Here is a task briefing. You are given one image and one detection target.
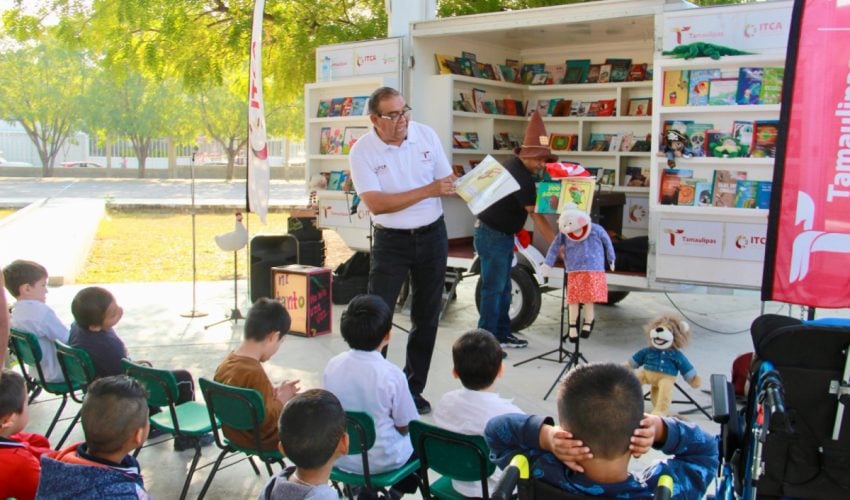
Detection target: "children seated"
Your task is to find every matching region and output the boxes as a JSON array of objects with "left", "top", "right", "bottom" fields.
[
  {"left": 485, "top": 363, "right": 719, "bottom": 497},
  {"left": 433, "top": 329, "right": 522, "bottom": 496},
  {"left": 37, "top": 375, "right": 150, "bottom": 498},
  {"left": 214, "top": 297, "right": 300, "bottom": 451},
  {"left": 4, "top": 260, "right": 69, "bottom": 383},
  {"left": 69, "top": 286, "right": 207, "bottom": 450},
  {"left": 0, "top": 370, "right": 52, "bottom": 500},
  {"left": 323, "top": 294, "right": 420, "bottom": 495},
  {"left": 260, "top": 389, "right": 348, "bottom": 500}
]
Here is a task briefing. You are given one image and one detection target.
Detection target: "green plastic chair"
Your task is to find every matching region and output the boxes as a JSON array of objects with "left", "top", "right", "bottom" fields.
[
  {"left": 53, "top": 341, "right": 96, "bottom": 448},
  {"left": 197, "top": 377, "right": 285, "bottom": 500},
  {"left": 409, "top": 419, "right": 495, "bottom": 499},
  {"left": 122, "top": 359, "right": 215, "bottom": 500},
  {"left": 330, "top": 411, "right": 422, "bottom": 499},
  {"left": 8, "top": 329, "right": 83, "bottom": 440}
]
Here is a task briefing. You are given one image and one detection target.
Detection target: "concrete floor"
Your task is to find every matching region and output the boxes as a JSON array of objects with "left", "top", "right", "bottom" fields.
[{"left": 15, "top": 277, "right": 810, "bottom": 499}]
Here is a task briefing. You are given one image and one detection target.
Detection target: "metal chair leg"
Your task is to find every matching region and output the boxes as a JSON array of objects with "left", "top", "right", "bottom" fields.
[
  {"left": 45, "top": 394, "right": 69, "bottom": 438},
  {"left": 54, "top": 410, "right": 81, "bottom": 449},
  {"left": 180, "top": 443, "right": 203, "bottom": 500},
  {"left": 198, "top": 448, "right": 229, "bottom": 500},
  {"left": 265, "top": 460, "right": 274, "bottom": 476},
  {"left": 248, "top": 455, "right": 261, "bottom": 475}
]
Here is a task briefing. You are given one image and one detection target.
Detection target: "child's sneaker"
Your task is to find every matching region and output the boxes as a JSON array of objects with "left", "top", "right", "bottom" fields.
[{"left": 499, "top": 334, "right": 528, "bottom": 348}]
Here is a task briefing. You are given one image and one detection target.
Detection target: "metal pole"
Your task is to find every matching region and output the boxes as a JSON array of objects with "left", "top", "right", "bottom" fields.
[{"left": 182, "top": 147, "right": 207, "bottom": 318}]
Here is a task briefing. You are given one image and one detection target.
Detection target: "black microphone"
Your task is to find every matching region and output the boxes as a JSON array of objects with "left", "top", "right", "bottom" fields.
[{"left": 654, "top": 475, "right": 673, "bottom": 500}]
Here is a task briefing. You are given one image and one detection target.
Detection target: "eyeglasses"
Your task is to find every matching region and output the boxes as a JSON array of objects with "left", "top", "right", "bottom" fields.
[{"left": 376, "top": 105, "right": 412, "bottom": 122}]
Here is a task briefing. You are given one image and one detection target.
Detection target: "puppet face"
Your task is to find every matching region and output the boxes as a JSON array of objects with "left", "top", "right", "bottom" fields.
[
  {"left": 650, "top": 326, "right": 675, "bottom": 350},
  {"left": 558, "top": 205, "right": 590, "bottom": 242}
]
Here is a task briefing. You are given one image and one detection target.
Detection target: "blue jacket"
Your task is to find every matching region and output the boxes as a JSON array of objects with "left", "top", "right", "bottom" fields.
[
  {"left": 485, "top": 414, "right": 718, "bottom": 499},
  {"left": 544, "top": 223, "right": 615, "bottom": 272},
  {"left": 36, "top": 443, "right": 149, "bottom": 499},
  {"left": 629, "top": 348, "right": 698, "bottom": 382}
]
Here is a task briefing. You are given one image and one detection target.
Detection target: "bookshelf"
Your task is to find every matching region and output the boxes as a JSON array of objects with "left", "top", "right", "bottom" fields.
[{"left": 649, "top": 53, "right": 786, "bottom": 288}]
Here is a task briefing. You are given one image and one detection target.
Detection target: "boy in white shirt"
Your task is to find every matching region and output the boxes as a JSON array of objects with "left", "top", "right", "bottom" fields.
[
  {"left": 3, "top": 260, "right": 69, "bottom": 383},
  {"left": 433, "top": 329, "right": 522, "bottom": 497},
  {"left": 323, "top": 294, "right": 420, "bottom": 497}
]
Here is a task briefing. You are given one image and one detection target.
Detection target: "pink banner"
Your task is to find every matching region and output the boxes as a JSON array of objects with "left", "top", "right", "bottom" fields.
[
  {"left": 763, "top": 0, "right": 850, "bottom": 308},
  {"left": 247, "top": 0, "right": 269, "bottom": 223}
]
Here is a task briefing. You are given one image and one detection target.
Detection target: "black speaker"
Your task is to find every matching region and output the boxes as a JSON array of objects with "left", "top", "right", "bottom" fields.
[
  {"left": 298, "top": 240, "right": 326, "bottom": 267},
  {"left": 287, "top": 216, "right": 323, "bottom": 242},
  {"left": 250, "top": 235, "right": 298, "bottom": 301}
]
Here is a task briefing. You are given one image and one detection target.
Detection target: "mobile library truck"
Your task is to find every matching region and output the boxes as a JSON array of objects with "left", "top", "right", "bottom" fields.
[{"left": 304, "top": 0, "right": 793, "bottom": 329}]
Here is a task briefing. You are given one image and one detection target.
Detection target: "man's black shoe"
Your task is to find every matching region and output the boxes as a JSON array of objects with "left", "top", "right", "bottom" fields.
[{"left": 412, "top": 394, "right": 431, "bottom": 415}]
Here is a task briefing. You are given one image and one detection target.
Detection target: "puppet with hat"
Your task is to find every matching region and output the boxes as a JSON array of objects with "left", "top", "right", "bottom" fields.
[
  {"left": 541, "top": 202, "right": 615, "bottom": 341},
  {"left": 473, "top": 111, "right": 556, "bottom": 348}
]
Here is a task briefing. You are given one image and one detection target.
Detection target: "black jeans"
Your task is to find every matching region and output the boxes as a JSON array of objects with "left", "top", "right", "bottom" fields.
[{"left": 369, "top": 218, "right": 448, "bottom": 396}]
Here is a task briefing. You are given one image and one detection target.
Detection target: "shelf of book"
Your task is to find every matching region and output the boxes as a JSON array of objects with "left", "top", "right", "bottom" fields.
[{"left": 654, "top": 205, "right": 768, "bottom": 218}]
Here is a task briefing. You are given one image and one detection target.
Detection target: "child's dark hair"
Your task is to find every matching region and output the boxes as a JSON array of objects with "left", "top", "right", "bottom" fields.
[
  {"left": 71, "top": 286, "right": 114, "bottom": 329},
  {"left": 340, "top": 294, "right": 391, "bottom": 351},
  {"left": 244, "top": 298, "right": 291, "bottom": 342},
  {"left": 557, "top": 363, "right": 643, "bottom": 459},
  {"left": 3, "top": 259, "right": 47, "bottom": 297},
  {"left": 81, "top": 375, "right": 149, "bottom": 454},
  {"left": 0, "top": 370, "right": 26, "bottom": 418},
  {"left": 278, "top": 389, "right": 346, "bottom": 469},
  {"left": 453, "top": 329, "right": 503, "bottom": 390}
]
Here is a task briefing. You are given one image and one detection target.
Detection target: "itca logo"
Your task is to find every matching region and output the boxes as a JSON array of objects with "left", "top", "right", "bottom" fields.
[
  {"left": 744, "top": 22, "right": 783, "bottom": 38},
  {"left": 735, "top": 235, "right": 749, "bottom": 249}
]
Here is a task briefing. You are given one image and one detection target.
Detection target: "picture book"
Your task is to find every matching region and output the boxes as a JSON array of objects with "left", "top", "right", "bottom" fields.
[
  {"left": 339, "top": 97, "right": 354, "bottom": 117},
  {"left": 472, "top": 88, "right": 487, "bottom": 113},
  {"left": 734, "top": 180, "right": 759, "bottom": 208},
  {"left": 662, "top": 70, "right": 689, "bottom": 106},
  {"left": 349, "top": 96, "right": 369, "bottom": 116},
  {"left": 752, "top": 120, "right": 780, "bottom": 158},
  {"left": 319, "top": 127, "right": 332, "bottom": 155},
  {"left": 338, "top": 171, "right": 352, "bottom": 192},
  {"left": 459, "top": 92, "right": 476, "bottom": 112},
  {"left": 341, "top": 127, "right": 368, "bottom": 155},
  {"left": 499, "top": 64, "right": 517, "bottom": 83},
  {"left": 757, "top": 181, "right": 772, "bottom": 209},
  {"left": 624, "top": 166, "right": 648, "bottom": 187},
  {"left": 564, "top": 67, "right": 584, "bottom": 84},
  {"left": 328, "top": 97, "right": 346, "bottom": 117},
  {"left": 483, "top": 101, "right": 498, "bottom": 114},
  {"left": 316, "top": 99, "right": 331, "bottom": 118},
  {"left": 630, "top": 140, "right": 651, "bottom": 153},
  {"left": 586, "top": 64, "right": 601, "bottom": 83},
  {"left": 327, "top": 128, "right": 344, "bottom": 154},
  {"left": 471, "top": 62, "right": 486, "bottom": 79},
  {"left": 462, "top": 51, "right": 477, "bottom": 63},
  {"left": 712, "top": 170, "right": 747, "bottom": 207},
  {"left": 732, "top": 121, "right": 754, "bottom": 152},
  {"left": 455, "top": 57, "right": 475, "bottom": 77},
  {"left": 454, "top": 155, "right": 521, "bottom": 215},
  {"left": 586, "top": 133, "right": 613, "bottom": 152},
  {"left": 695, "top": 179, "right": 713, "bottom": 206},
  {"left": 596, "top": 99, "right": 616, "bottom": 117},
  {"left": 736, "top": 67, "right": 764, "bottom": 105},
  {"left": 535, "top": 100, "right": 550, "bottom": 116},
  {"left": 662, "top": 120, "right": 693, "bottom": 137},
  {"left": 705, "top": 130, "right": 743, "bottom": 158},
  {"left": 586, "top": 101, "right": 601, "bottom": 116},
  {"left": 327, "top": 171, "right": 343, "bottom": 190},
  {"left": 546, "top": 64, "right": 567, "bottom": 84},
  {"left": 550, "top": 133, "right": 573, "bottom": 151},
  {"left": 608, "top": 134, "right": 623, "bottom": 152},
  {"left": 677, "top": 180, "right": 697, "bottom": 206},
  {"left": 619, "top": 132, "right": 636, "bottom": 152},
  {"left": 688, "top": 68, "right": 721, "bottom": 106},
  {"left": 521, "top": 62, "right": 546, "bottom": 84},
  {"left": 453, "top": 131, "right": 473, "bottom": 149},
  {"left": 659, "top": 168, "right": 693, "bottom": 205},
  {"left": 685, "top": 123, "right": 714, "bottom": 157},
  {"left": 483, "top": 64, "right": 498, "bottom": 80},
  {"left": 551, "top": 99, "right": 572, "bottom": 117},
  {"left": 531, "top": 72, "right": 550, "bottom": 85},
  {"left": 599, "top": 168, "right": 617, "bottom": 186},
  {"left": 606, "top": 58, "right": 632, "bottom": 83},
  {"left": 628, "top": 98, "right": 651, "bottom": 116},
  {"left": 761, "top": 67, "right": 784, "bottom": 104},
  {"left": 435, "top": 54, "right": 455, "bottom": 74},
  {"left": 465, "top": 132, "right": 480, "bottom": 149},
  {"left": 505, "top": 59, "right": 522, "bottom": 82},
  {"left": 598, "top": 64, "right": 613, "bottom": 84},
  {"left": 566, "top": 59, "right": 591, "bottom": 83},
  {"left": 708, "top": 78, "right": 738, "bottom": 105},
  {"left": 535, "top": 181, "right": 562, "bottom": 214},
  {"left": 577, "top": 101, "right": 593, "bottom": 117},
  {"left": 558, "top": 177, "right": 596, "bottom": 214},
  {"left": 627, "top": 63, "right": 648, "bottom": 82}
]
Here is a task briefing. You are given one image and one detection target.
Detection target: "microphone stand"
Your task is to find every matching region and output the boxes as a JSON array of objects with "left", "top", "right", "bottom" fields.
[{"left": 182, "top": 147, "right": 207, "bottom": 318}]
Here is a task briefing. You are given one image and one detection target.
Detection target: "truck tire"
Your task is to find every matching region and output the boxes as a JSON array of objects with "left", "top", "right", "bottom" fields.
[
  {"left": 604, "top": 291, "right": 630, "bottom": 305},
  {"left": 475, "top": 266, "right": 541, "bottom": 331}
]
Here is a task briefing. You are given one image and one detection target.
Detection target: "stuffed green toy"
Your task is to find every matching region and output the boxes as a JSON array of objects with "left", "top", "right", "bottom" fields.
[
  {"left": 711, "top": 136, "right": 745, "bottom": 158},
  {"left": 663, "top": 42, "right": 754, "bottom": 60}
]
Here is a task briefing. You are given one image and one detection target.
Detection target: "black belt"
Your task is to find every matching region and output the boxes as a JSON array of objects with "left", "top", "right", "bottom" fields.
[{"left": 374, "top": 216, "right": 443, "bottom": 235}]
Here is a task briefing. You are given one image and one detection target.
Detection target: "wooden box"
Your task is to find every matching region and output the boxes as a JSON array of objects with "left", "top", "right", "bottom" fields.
[{"left": 271, "top": 265, "right": 332, "bottom": 337}]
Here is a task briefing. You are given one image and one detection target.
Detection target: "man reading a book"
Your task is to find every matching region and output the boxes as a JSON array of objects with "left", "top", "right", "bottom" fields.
[
  {"left": 348, "top": 86, "right": 456, "bottom": 415},
  {"left": 474, "top": 110, "right": 556, "bottom": 350}
]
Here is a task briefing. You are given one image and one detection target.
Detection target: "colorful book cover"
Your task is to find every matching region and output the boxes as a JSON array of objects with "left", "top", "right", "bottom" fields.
[
  {"left": 662, "top": 70, "right": 689, "bottom": 106},
  {"left": 685, "top": 123, "right": 714, "bottom": 157},
  {"left": 695, "top": 180, "right": 713, "bottom": 206},
  {"left": 596, "top": 99, "right": 616, "bottom": 116},
  {"left": 707, "top": 78, "right": 738, "bottom": 105},
  {"left": 597, "top": 64, "right": 613, "bottom": 83},
  {"left": 688, "top": 69, "right": 721, "bottom": 106},
  {"left": 340, "top": 97, "right": 354, "bottom": 117},
  {"left": 586, "top": 133, "right": 613, "bottom": 152},
  {"left": 319, "top": 127, "right": 331, "bottom": 155},
  {"left": 327, "top": 171, "right": 343, "bottom": 190},
  {"left": 499, "top": 64, "right": 516, "bottom": 82},
  {"left": 732, "top": 121, "right": 754, "bottom": 153},
  {"left": 606, "top": 59, "right": 632, "bottom": 83},
  {"left": 564, "top": 67, "right": 583, "bottom": 84},
  {"left": 662, "top": 119, "right": 693, "bottom": 137},
  {"left": 659, "top": 168, "right": 693, "bottom": 205},
  {"left": 558, "top": 177, "right": 596, "bottom": 214},
  {"left": 566, "top": 59, "right": 591, "bottom": 83},
  {"left": 535, "top": 181, "right": 562, "bottom": 214},
  {"left": 550, "top": 133, "right": 572, "bottom": 151},
  {"left": 465, "top": 132, "right": 480, "bottom": 149},
  {"left": 551, "top": 99, "right": 572, "bottom": 117},
  {"left": 349, "top": 96, "right": 369, "bottom": 116},
  {"left": 472, "top": 88, "right": 487, "bottom": 113},
  {"left": 736, "top": 67, "right": 764, "bottom": 105},
  {"left": 627, "top": 98, "right": 651, "bottom": 116},
  {"left": 546, "top": 64, "right": 567, "bottom": 84},
  {"left": 619, "top": 132, "right": 635, "bottom": 153},
  {"left": 712, "top": 170, "right": 747, "bottom": 207},
  {"left": 627, "top": 63, "right": 648, "bottom": 81},
  {"left": 455, "top": 155, "right": 521, "bottom": 215},
  {"left": 586, "top": 64, "right": 601, "bottom": 83},
  {"left": 338, "top": 171, "right": 352, "bottom": 191},
  {"left": 316, "top": 99, "right": 331, "bottom": 118},
  {"left": 761, "top": 67, "right": 784, "bottom": 104},
  {"left": 705, "top": 130, "right": 737, "bottom": 158},
  {"left": 757, "top": 181, "right": 772, "bottom": 209},
  {"left": 521, "top": 62, "right": 546, "bottom": 84},
  {"left": 341, "top": 127, "right": 368, "bottom": 155},
  {"left": 434, "top": 54, "right": 454, "bottom": 74},
  {"left": 599, "top": 168, "right": 616, "bottom": 186},
  {"left": 624, "top": 166, "right": 648, "bottom": 187},
  {"left": 734, "top": 180, "right": 759, "bottom": 208},
  {"left": 586, "top": 101, "right": 601, "bottom": 116},
  {"left": 328, "top": 97, "right": 345, "bottom": 117},
  {"left": 752, "top": 120, "right": 780, "bottom": 158},
  {"left": 678, "top": 179, "right": 697, "bottom": 206}
]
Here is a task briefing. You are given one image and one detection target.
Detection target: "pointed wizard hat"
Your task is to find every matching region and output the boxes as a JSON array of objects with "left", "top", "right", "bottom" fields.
[{"left": 517, "top": 110, "right": 551, "bottom": 159}]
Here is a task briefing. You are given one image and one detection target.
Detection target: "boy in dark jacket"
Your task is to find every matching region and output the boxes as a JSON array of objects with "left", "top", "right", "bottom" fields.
[{"left": 37, "top": 375, "right": 151, "bottom": 499}]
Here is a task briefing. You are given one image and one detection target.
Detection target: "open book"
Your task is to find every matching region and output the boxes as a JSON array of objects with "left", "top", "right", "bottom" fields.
[{"left": 453, "top": 155, "right": 520, "bottom": 215}]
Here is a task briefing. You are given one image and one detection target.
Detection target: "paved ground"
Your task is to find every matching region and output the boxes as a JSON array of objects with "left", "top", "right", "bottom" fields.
[{"left": 0, "top": 177, "right": 827, "bottom": 499}]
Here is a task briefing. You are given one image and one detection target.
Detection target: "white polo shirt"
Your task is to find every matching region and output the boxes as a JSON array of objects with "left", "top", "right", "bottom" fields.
[
  {"left": 10, "top": 300, "right": 70, "bottom": 383},
  {"left": 349, "top": 121, "right": 452, "bottom": 229},
  {"left": 323, "top": 349, "right": 419, "bottom": 474}
]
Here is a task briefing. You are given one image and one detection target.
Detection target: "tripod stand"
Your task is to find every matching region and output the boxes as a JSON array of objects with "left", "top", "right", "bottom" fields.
[
  {"left": 514, "top": 275, "right": 590, "bottom": 400},
  {"left": 205, "top": 250, "right": 245, "bottom": 329}
]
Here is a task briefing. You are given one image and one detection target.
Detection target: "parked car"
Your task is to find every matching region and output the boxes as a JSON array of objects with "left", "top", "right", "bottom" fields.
[
  {"left": 0, "top": 152, "right": 33, "bottom": 167},
  {"left": 61, "top": 161, "right": 104, "bottom": 168}
]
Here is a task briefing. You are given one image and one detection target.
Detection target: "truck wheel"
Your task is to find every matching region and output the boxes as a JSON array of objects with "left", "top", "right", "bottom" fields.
[
  {"left": 604, "top": 291, "right": 630, "bottom": 305},
  {"left": 475, "top": 266, "right": 541, "bottom": 331}
]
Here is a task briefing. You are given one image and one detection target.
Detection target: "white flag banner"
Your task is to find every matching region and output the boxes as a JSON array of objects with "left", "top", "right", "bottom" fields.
[{"left": 247, "top": 0, "right": 269, "bottom": 223}]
